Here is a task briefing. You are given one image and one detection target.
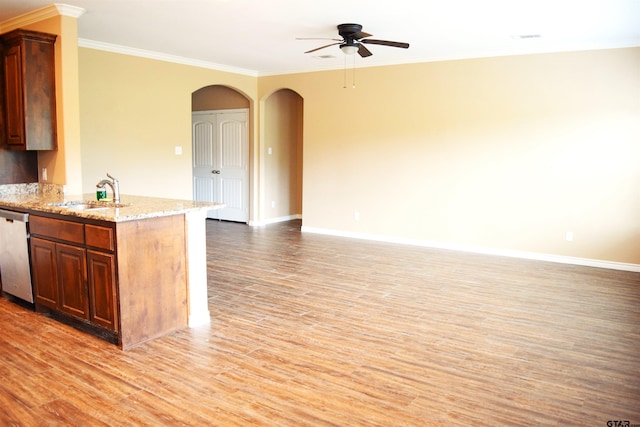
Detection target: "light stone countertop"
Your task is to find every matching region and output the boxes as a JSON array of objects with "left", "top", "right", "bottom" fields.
[{"left": 0, "top": 184, "right": 223, "bottom": 222}]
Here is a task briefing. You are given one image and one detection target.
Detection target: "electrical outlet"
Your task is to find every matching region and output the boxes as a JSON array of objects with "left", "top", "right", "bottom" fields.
[
  {"left": 271, "top": 201, "right": 276, "bottom": 208},
  {"left": 174, "top": 146, "right": 183, "bottom": 155},
  {"left": 354, "top": 211, "right": 360, "bottom": 221},
  {"left": 565, "top": 231, "right": 574, "bottom": 242},
  {"left": 42, "top": 168, "right": 47, "bottom": 181}
]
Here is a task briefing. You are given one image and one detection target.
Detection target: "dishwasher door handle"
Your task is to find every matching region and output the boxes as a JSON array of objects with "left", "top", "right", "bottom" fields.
[{"left": 0, "top": 209, "right": 29, "bottom": 222}]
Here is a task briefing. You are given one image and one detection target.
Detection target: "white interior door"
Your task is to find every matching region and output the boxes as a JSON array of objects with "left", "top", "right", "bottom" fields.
[{"left": 192, "top": 109, "right": 248, "bottom": 222}]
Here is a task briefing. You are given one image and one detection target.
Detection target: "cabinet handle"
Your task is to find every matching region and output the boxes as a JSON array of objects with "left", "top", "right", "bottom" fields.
[{"left": 211, "top": 170, "right": 221, "bottom": 174}]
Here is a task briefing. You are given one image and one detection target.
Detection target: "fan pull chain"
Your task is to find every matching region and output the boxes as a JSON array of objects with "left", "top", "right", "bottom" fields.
[
  {"left": 343, "top": 54, "right": 347, "bottom": 89},
  {"left": 352, "top": 55, "right": 356, "bottom": 89},
  {"left": 343, "top": 55, "right": 356, "bottom": 89}
]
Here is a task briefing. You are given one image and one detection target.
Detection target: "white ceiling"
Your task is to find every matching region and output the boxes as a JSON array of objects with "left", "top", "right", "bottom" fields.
[{"left": 1, "top": 0, "right": 639, "bottom": 76}]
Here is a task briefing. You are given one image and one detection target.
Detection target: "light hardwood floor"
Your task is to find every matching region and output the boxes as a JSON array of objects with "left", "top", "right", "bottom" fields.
[{"left": 1, "top": 219, "right": 639, "bottom": 426}]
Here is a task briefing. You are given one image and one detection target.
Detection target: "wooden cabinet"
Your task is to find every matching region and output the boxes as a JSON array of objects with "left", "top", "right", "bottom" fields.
[
  {"left": 28, "top": 212, "right": 188, "bottom": 350},
  {"left": 1, "top": 29, "right": 57, "bottom": 150},
  {"left": 29, "top": 216, "right": 118, "bottom": 334}
]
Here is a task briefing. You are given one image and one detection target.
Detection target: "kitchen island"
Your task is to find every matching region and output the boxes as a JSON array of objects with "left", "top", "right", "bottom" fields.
[{"left": 0, "top": 184, "right": 223, "bottom": 349}]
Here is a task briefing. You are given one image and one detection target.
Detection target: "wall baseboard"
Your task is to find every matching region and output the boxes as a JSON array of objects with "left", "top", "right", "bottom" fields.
[
  {"left": 300, "top": 226, "right": 640, "bottom": 273},
  {"left": 249, "top": 214, "right": 302, "bottom": 227}
]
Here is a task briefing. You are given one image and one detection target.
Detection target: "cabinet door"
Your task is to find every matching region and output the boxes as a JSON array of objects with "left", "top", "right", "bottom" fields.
[
  {"left": 87, "top": 250, "right": 118, "bottom": 331},
  {"left": 0, "top": 43, "right": 5, "bottom": 146},
  {"left": 1, "top": 30, "right": 57, "bottom": 150},
  {"left": 56, "top": 243, "right": 88, "bottom": 319},
  {"left": 3, "top": 43, "right": 24, "bottom": 147},
  {"left": 30, "top": 237, "right": 58, "bottom": 309}
]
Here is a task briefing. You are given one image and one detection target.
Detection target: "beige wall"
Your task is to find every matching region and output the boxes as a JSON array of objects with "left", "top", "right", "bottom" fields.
[
  {"left": 192, "top": 85, "right": 249, "bottom": 111},
  {"left": 259, "top": 48, "right": 640, "bottom": 264},
  {"left": 78, "top": 48, "right": 257, "bottom": 200}
]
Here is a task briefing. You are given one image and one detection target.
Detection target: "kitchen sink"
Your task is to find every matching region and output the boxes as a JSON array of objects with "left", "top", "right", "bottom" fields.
[{"left": 47, "top": 200, "right": 132, "bottom": 210}]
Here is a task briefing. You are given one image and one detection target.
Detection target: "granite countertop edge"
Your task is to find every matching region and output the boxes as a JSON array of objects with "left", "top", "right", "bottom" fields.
[{"left": 0, "top": 184, "right": 223, "bottom": 223}]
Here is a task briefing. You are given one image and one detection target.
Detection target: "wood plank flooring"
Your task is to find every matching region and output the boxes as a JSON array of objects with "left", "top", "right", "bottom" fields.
[{"left": 1, "top": 219, "right": 639, "bottom": 426}]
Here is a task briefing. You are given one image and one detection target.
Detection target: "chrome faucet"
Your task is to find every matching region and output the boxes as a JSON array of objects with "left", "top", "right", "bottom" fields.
[{"left": 96, "top": 173, "right": 120, "bottom": 203}]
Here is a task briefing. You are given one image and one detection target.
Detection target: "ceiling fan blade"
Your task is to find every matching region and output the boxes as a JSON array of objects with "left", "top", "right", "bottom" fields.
[
  {"left": 304, "top": 42, "right": 341, "bottom": 54},
  {"left": 353, "top": 31, "right": 372, "bottom": 40},
  {"left": 358, "top": 43, "right": 372, "bottom": 57},
  {"left": 296, "top": 37, "right": 342, "bottom": 41},
  {"left": 361, "top": 39, "right": 409, "bottom": 49}
]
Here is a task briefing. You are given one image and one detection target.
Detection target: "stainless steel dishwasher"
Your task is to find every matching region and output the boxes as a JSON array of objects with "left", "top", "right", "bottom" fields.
[{"left": 0, "top": 209, "right": 33, "bottom": 303}]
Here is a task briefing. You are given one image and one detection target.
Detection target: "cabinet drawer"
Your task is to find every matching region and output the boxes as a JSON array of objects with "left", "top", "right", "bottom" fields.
[
  {"left": 85, "top": 224, "right": 115, "bottom": 251},
  {"left": 30, "top": 216, "right": 84, "bottom": 244}
]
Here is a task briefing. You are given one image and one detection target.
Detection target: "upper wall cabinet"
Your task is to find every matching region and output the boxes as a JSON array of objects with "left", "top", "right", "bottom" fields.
[{"left": 1, "top": 29, "right": 57, "bottom": 151}]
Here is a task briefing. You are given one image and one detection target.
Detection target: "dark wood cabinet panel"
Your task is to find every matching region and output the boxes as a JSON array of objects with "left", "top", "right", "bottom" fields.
[
  {"left": 87, "top": 250, "right": 118, "bottom": 331},
  {"left": 1, "top": 29, "right": 57, "bottom": 150},
  {"left": 116, "top": 215, "right": 188, "bottom": 348},
  {"left": 3, "top": 44, "right": 22, "bottom": 144},
  {"left": 29, "top": 215, "right": 85, "bottom": 244},
  {"left": 0, "top": 42, "right": 4, "bottom": 146},
  {"left": 85, "top": 224, "right": 115, "bottom": 251},
  {"left": 56, "top": 243, "right": 88, "bottom": 320},
  {"left": 30, "top": 237, "right": 58, "bottom": 309}
]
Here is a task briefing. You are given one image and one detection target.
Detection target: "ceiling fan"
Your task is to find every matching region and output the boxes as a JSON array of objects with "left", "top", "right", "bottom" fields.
[{"left": 299, "top": 23, "right": 409, "bottom": 57}]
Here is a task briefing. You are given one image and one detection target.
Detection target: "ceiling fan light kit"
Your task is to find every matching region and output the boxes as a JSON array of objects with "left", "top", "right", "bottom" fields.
[{"left": 340, "top": 44, "right": 359, "bottom": 55}]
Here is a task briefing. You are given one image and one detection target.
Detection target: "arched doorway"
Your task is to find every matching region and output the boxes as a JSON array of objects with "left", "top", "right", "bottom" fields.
[
  {"left": 262, "top": 89, "right": 304, "bottom": 224},
  {"left": 192, "top": 85, "right": 251, "bottom": 222}
]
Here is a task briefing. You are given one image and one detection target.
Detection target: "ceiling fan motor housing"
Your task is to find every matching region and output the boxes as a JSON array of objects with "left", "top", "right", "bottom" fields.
[
  {"left": 338, "top": 23, "right": 365, "bottom": 43},
  {"left": 338, "top": 23, "right": 362, "bottom": 36}
]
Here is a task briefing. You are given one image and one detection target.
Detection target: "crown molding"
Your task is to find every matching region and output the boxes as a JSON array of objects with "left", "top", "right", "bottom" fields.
[
  {"left": 54, "top": 3, "right": 86, "bottom": 18},
  {"left": 78, "top": 38, "right": 259, "bottom": 77},
  {"left": 0, "top": 3, "right": 85, "bottom": 33}
]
